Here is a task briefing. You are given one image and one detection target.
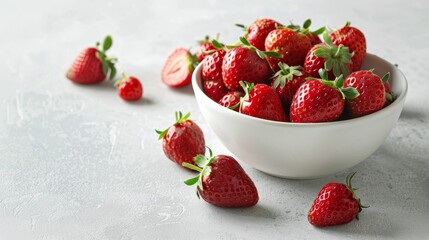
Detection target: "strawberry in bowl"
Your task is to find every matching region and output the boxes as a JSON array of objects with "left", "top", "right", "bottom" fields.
[{"left": 191, "top": 53, "right": 407, "bottom": 178}]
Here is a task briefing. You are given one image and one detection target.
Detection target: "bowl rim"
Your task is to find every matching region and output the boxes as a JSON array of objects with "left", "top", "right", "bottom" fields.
[{"left": 192, "top": 53, "right": 408, "bottom": 128}]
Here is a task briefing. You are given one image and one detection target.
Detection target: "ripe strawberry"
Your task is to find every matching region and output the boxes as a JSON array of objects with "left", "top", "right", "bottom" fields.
[
  {"left": 343, "top": 70, "right": 388, "bottom": 118},
  {"left": 236, "top": 18, "right": 282, "bottom": 51},
  {"left": 265, "top": 27, "right": 312, "bottom": 71},
  {"left": 66, "top": 36, "right": 117, "bottom": 84},
  {"left": 115, "top": 73, "right": 143, "bottom": 101},
  {"left": 286, "top": 19, "right": 325, "bottom": 46},
  {"left": 162, "top": 48, "right": 197, "bottom": 88},
  {"left": 271, "top": 63, "right": 308, "bottom": 110},
  {"left": 202, "top": 44, "right": 229, "bottom": 101},
  {"left": 202, "top": 42, "right": 225, "bottom": 83},
  {"left": 304, "top": 33, "right": 353, "bottom": 79},
  {"left": 239, "top": 81, "right": 288, "bottom": 122},
  {"left": 308, "top": 172, "right": 368, "bottom": 227},
  {"left": 218, "top": 91, "right": 243, "bottom": 111},
  {"left": 183, "top": 148, "right": 259, "bottom": 208},
  {"left": 290, "top": 70, "right": 359, "bottom": 123},
  {"left": 196, "top": 35, "right": 222, "bottom": 62},
  {"left": 222, "top": 37, "right": 281, "bottom": 91},
  {"left": 156, "top": 112, "right": 205, "bottom": 168},
  {"left": 203, "top": 81, "right": 229, "bottom": 102},
  {"left": 330, "top": 22, "right": 366, "bottom": 71}
]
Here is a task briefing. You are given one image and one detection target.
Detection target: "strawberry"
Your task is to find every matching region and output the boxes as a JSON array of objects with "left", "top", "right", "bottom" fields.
[
  {"left": 290, "top": 70, "right": 359, "bottom": 123},
  {"left": 271, "top": 63, "right": 308, "bottom": 110},
  {"left": 115, "top": 73, "right": 143, "bottom": 101},
  {"left": 222, "top": 37, "right": 281, "bottom": 91},
  {"left": 308, "top": 172, "right": 368, "bottom": 227},
  {"left": 66, "top": 36, "right": 117, "bottom": 84},
  {"left": 330, "top": 22, "right": 366, "bottom": 71},
  {"left": 286, "top": 19, "right": 325, "bottom": 46},
  {"left": 202, "top": 41, "right": 225, "bottom": 83},
  {"left": 264, "top": 27, "right": 312, "bottom": 71},
  {"left": 196, "top": 35, "right": 222, "bottom": 62},
  {"left": 236, "top": 18, "right": 282, "bottom": 51},
  {"left": 239, "top": 81, "right": 288, "bottom": 122},
  {"left": 304, "top": 33, "right": 353, "bottom": 79},
  {"left": 203, "top": 81, "right": 229, "bottom": 102},
  {"left": 343, "top": 70, "right": 388, "bottom": 118},
  {"left": 162, "top": 48, "right": 197, "bottom": 88},
  {"left": 156, "top": 112, "right": 205, "bottom": 168},
  {"left": 202, "top": 42, "right": 229, "bottom": 101},
  {"left": 183, "top": 148, "right": 259, "bottom": 208},
  {"left": 218, "top": 91, "right": 243, "bottom": 112}
]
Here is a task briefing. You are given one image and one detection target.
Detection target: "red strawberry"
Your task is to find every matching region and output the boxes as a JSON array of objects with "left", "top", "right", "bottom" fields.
[
  {"left": 304, "top": 33, "right": 353, "bottom": 79},
  {"left": 343, "top": 70, "right": 387, "bottom": 118},
  {"left": 330, "top": 22, "right": 366, "bottom": 71},
  {"left": 162, "top": 48, "right": 197, "bottom": 88},
  {"left": 115, "top": 73, "right": 143, "bottom": 101},
  {"left": 308, "top": 172, "right": 368, "bottom": 227},
  {"left": 156, "top": 112, "right": 205, "bottom": 168},
  {"left": 239, "top": 81, "right": 288, "bottom": 122},
  {"left": 222, "top": 37, "right": 281, "bottom": 91},
  {"left": 183, "top": 148, "right": 259, "bottom": 208},
  {"left": 196, "top": 35, "right": 222, "bottom": 62},
  {"left": 265, "top": 28, "right": 312, "bottom": 71},
  {"left": 236, "top": 18, "right": 282, "bottom": 51},
  {"left": 290, "top": 70, "right": 359, "bottom": 123},
  {"left": 286, "top": 19, "right": 325, "bottom": 46},
  {"left": 271, "top": 63, "right": 308, "bottom": 110},
  {"left": 66, "top": 36, "right": 117, "bottom": 84},
  {"left": 202, "top": 46, "right": 229, "bottom": 101},
  {"left": 202, "top": 46, "right": 225, "bottom": 83},
  {"left": 218, "top": 91, "right": 243, "bottom": 111},
  {"left": 203, "top": 81, "right": 229, "bottom": 102}
]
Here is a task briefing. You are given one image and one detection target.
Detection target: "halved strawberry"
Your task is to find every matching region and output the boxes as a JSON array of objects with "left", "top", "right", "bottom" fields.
[{"left": 162, "top": 48, "right": 197, "bottom": 88}]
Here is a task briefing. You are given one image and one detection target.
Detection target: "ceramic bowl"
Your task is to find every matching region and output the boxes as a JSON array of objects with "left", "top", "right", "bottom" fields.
[{"left": 192, "top": 53, "right": 408, "bottom": 179}]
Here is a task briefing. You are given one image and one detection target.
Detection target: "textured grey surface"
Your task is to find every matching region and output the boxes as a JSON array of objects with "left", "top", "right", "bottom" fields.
[{"left": 1, "top": 0, "right": 429, "bottom": 239}]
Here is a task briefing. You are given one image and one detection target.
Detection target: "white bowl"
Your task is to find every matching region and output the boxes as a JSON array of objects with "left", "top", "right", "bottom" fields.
[{"left": 192, "top": 53, "right": 408, "bottom": 179}]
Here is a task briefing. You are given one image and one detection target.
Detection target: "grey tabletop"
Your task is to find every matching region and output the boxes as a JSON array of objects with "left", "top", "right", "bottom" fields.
[{"left": 1, "top": 0, "right": 428, "bottom": 239}]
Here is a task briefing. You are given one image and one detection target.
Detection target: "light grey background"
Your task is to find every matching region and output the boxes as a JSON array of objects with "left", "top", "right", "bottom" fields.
[{"left": 1, "top": 0, "right": 428, "bottom": 239}]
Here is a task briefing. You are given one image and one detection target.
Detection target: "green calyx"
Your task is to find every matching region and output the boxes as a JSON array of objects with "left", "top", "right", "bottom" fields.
[
  {"left": 344, "top": 172, "right": 369, "bottom": 219},
  {"left": 272, "top": 63, "right": 303, "bottom": 89},
  {"left": 183, "top": 147, "right": 215, "bottom": 198},
  {"left": 238, "top": 81, "right": 255, "bottom": 113},
  {"left": 381, "top": 72, "right": 390, "bottom": 83},
  {"left": 308, "top": 69, "right": 359, "bottom": 100},
  {"left": 314, "top": 32, "right": 354, "bottom": 78},
  {"left": 155, "top": 111, "right": 191, "bottom": 140},
  {"left": 95, "top": 35, "right": 117, "bottom": 80},
  {"left": 285, "top": 18, "right": 326, "bottom": 35},
  {"left": 227, "top": 37, "right": 283, "bottom": 60},
  {"left": 114, "top": 72, "right": 128, "bottom": 87},
  {"left": 235, "top": 23, "right": 249, "bottom": 33}
]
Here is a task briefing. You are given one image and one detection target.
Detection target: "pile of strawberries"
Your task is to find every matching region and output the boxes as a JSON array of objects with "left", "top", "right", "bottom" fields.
[
  {"left": 162, "top": 19, "right": 394, "bottom": 123},
  {"left": 156, "top": 111, "right": 367, "bottom": 227}
]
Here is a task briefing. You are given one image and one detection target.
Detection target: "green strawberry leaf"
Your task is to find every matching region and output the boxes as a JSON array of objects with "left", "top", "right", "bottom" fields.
[
  {"left": 184, "top": 175, "right": 200, "bottom": 185},
  {"left": 303, "top": 19, "right": 312, "bottom": 29},
  {"left": 386, "top": 92, "right": 393, "bottom": 101},
  {"left": 211, "top": 39, "right": 223, "bottom": 50},
  {"left": 341, "top": 87, "right": 360, "bottom": 99},
  {"left": 103, "top": 35, "right": 113, "bottom": 52},
  {"left": 381, "top": 72, "right": 390, "bottom": 83}
]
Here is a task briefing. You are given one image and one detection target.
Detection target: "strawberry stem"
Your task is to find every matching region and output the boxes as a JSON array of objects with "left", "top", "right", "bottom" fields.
[{"left": 182, "top": 162, "right": 203, "bottom": 172}]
